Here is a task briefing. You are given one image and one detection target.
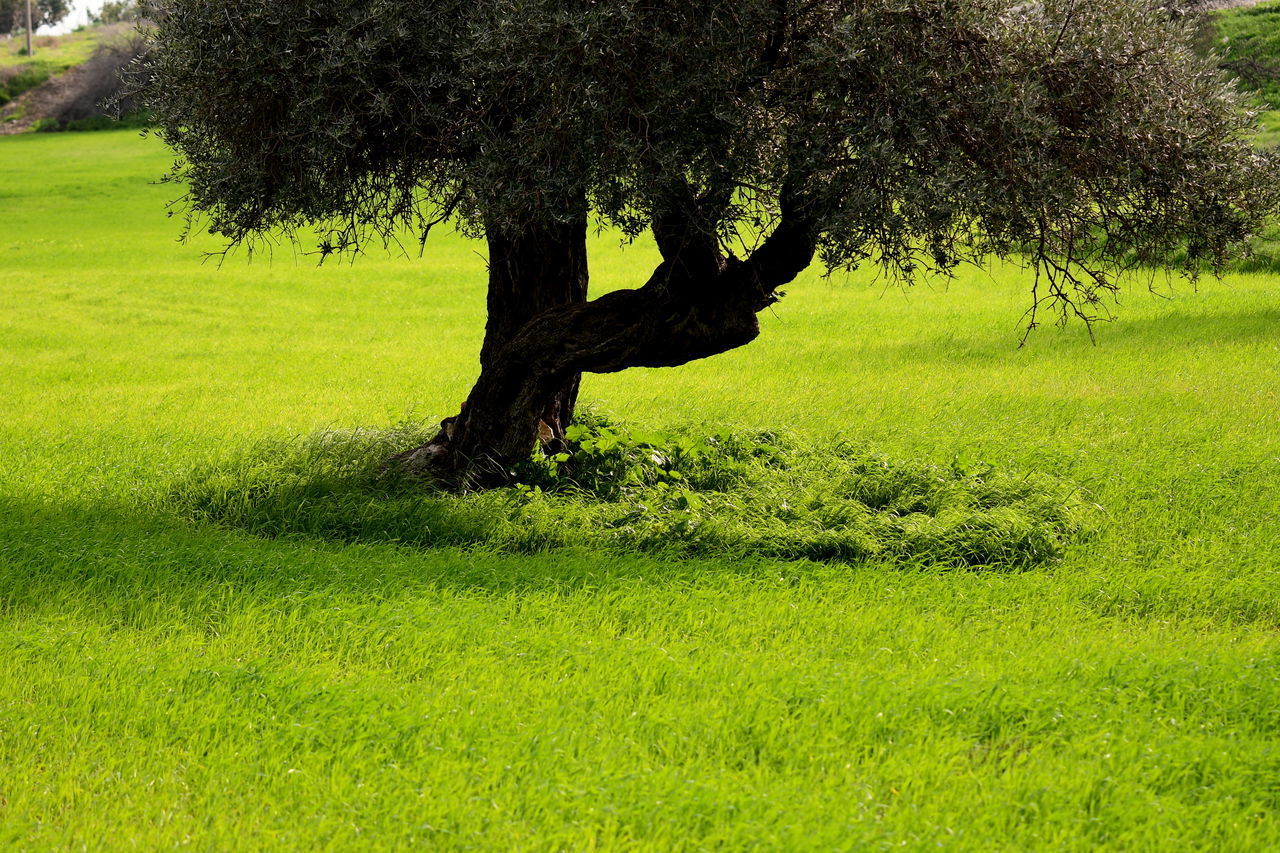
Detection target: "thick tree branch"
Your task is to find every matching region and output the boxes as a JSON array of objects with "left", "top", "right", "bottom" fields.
[{"left": 735, "top": 178, "right": 820, "bottom": 298}]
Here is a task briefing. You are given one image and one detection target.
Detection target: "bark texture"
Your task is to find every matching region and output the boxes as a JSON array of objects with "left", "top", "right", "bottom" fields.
[{"left": 480, "top": 213, "right": 589, "bottom": 448}]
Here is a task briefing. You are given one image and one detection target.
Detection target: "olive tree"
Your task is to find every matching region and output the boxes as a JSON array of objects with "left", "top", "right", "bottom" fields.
[{"left": 143, "top": 0, "right": 1277, "bottom": 486}]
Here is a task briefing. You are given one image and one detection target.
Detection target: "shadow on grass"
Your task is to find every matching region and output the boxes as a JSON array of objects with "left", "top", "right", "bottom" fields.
[
  {"left": 0, "top": 422, "right": 1098, "bottom": 624},
  {"left": 158, "top": 420, "right": 1096, "bottom": 572},
  {"left": 1044, "top": 304, "right": 1280, "bottom": 349},
  {"left": 0, "top": 493, "right": 779, "bottom": 605}
]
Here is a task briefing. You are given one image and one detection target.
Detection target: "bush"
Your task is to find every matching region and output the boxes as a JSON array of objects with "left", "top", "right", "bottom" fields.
[
  {"left": 61, "top": 111, "right": 151, "bottom": 132},
  {"left": 166, "top": 417, "right": 1098, "bottom": 570}
]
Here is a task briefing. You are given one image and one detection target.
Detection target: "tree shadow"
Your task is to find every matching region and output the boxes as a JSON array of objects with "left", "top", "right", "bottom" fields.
[
  {"left": 1086, "top": 304, "right": 1280, "bottom": 348},
  {"left": 0, "top": 422, "right": 1096, "bottom": 627},
  {"left": 165, "top": 424, "right": 1089, "bottom": 566},
  {"left": 0, "top": 494, "right": 801, "bottom": 622}
]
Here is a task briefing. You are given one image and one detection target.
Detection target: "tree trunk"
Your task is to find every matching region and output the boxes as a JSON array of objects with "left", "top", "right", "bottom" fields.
[
  {"left": 435, "top": 265, "right": 777, "bottom": 486},
  {"left": 480, "top": 212, "right": 589, "bottom": 449},
  {"left": 386, "top": 212, "right": 589, "bottom": 484}
]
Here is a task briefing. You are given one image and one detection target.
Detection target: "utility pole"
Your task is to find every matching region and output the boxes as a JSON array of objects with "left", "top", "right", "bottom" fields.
[{"left": 24, "top": 0, "right": 33, "bottom": 56}]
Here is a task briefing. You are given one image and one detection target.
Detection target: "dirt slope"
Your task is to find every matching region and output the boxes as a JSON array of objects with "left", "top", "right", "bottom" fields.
[{"left": 0, "top": 62, "right": 91, "bottom": 134}]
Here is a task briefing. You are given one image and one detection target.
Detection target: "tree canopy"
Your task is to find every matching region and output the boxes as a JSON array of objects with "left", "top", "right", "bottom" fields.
[
  {"left": 91, "top": 1, "right": 144, "bottom": 25},
  {"left": 149, "top": 0, "right": 1274, "bottom": 300}
]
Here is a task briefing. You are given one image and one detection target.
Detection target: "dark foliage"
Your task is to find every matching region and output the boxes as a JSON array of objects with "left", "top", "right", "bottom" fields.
[{"left": 143, "top": 0, "right": 1278, "bottom": 324}]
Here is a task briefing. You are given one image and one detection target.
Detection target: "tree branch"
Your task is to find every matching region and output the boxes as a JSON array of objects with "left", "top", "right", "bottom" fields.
[
  {"left": 650, "top": 177, "right": 727, "bottom": 290},
  {"left": 737, "top": 176, "right": 819, "bottom": 297}
]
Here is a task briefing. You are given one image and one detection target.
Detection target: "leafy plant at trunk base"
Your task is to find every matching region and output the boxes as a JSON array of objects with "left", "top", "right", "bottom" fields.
[{"left": 166, "top": 418, "right": 1097, "bottom": 570}]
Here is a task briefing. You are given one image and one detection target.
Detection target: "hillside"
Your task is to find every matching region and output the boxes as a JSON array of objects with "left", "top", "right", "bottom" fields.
[
  {"left": 0, "top": 22, "right": 137, "bottom": 133},
  {"left": 1214, "top": 0, "right": 1280, "bottom": 145}
]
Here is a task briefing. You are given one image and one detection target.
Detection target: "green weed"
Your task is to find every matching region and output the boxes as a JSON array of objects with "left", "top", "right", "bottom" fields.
[{"left": 0, "top": 67, "right": 50, "bottom": 102}]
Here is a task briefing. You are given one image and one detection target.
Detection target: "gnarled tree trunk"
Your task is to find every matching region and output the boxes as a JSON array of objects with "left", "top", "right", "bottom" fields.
[
  {"left": 386, "top": 212, "right": 588, "bottom": 482},
  {"left": 388, "top": 192, "right": 817, "bottom": 488},
  {"left": 480, "top": 212, "right": 589, "bottom": 449}
]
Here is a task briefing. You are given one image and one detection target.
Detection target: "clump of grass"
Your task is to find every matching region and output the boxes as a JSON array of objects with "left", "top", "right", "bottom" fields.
[
  {"left": 0, "top": 67, "right": 52, "bottom": 104},
  {"left": 165, "top": 415, "right": 1097, "bottom": 569}
]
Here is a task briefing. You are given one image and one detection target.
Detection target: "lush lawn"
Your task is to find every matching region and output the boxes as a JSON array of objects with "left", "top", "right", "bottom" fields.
[{"left": 2, "top": 130, "right": 1280, "bottom": 849}]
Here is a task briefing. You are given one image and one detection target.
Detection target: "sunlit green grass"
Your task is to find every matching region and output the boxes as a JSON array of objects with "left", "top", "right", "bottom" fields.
[
  {"left": 1, "top": 25, "right": 107, "bottom": 69},
  {"left": 1214, "top": 0, "right": 1280, "bottom": 149},
  {"left": 2, "top": 130, "right": 1280, "bottom": 849},
  {"left": 1254, "top": 108, "right": 1280, "bottom": 148}
]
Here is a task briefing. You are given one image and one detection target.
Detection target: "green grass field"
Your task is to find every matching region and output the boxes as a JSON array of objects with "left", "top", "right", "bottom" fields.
[
  {"left": 1216, "top": 1, "right": 1280, "bottom": 107},
  {"left": 3, "top": 130, "right": 1280, "bottom": 850}
]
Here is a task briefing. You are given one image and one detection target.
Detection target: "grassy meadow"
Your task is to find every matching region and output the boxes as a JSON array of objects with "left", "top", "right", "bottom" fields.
[{"left": 2, "top": 130, "right": 1280, "bottom": 849}]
